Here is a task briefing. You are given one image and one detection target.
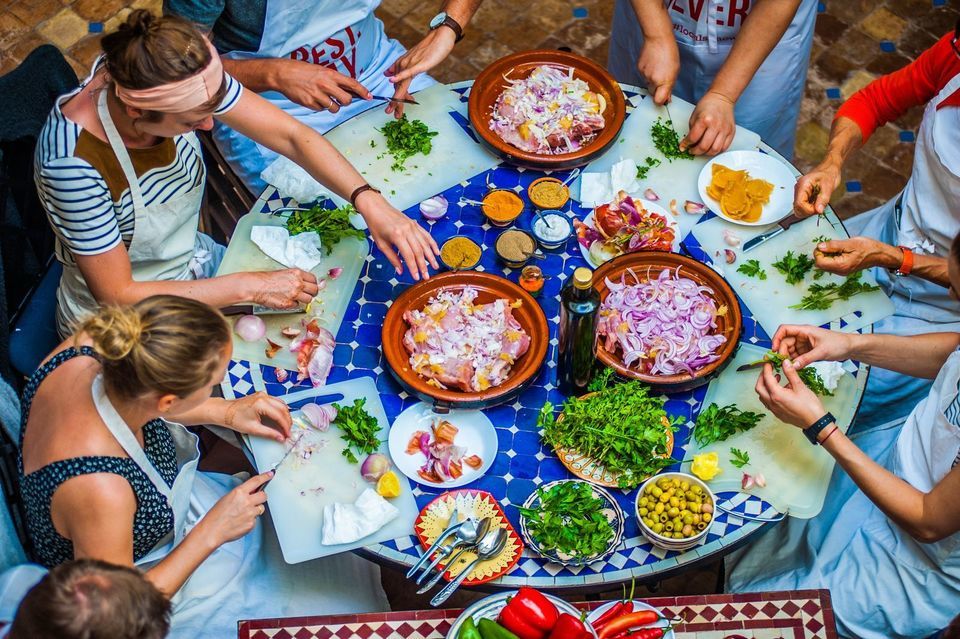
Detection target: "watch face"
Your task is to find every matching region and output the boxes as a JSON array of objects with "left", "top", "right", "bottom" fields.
[{"left": 429, "top": 12, "right": 448, "bottom": 29}]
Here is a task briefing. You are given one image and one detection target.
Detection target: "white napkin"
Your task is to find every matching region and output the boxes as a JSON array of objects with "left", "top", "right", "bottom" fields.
[
  {"left": 260, "top": 156, "right": 331, "bottom": 204},
  {"left": 321, "top": 488, "right": 399, "bottom": 545},
  {"left": 809, "top": 360, "right": 846, "bottom": 393},
  {"left": 250, "top": 226, "right": 324, "bottom": 271},
  {"left": 578, "top": 158, "right": 641, "bottom": 207}
]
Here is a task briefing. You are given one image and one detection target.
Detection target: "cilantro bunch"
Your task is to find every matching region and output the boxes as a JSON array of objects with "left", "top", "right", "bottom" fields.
[
  {"left": 285, "top": 204, "right": 366, "bottom": 254},
  {"left": 333, "top": 398, "right": 381, "bottom": 464},
  {"left": 516, "top": 481, "right": 614, "bottom": 559},
  {"left": 378, "top": 115, "right": 438, "bottom": 172},
  {"left": 693, "top": 403, "right": 765, "bottom": 447}
]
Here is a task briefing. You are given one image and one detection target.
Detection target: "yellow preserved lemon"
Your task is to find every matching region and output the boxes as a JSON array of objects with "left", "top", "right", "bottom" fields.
[
  {"left": 376, "top": 471, "right": 401, "bottom": 498},
  {"left": 691, "top": 452, "right": 722, "bottom": 481}
]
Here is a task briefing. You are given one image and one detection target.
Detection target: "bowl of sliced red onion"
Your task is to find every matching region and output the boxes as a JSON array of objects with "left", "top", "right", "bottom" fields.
[{"left": 592, "top": 252, "right": 741, "bottom": 391}]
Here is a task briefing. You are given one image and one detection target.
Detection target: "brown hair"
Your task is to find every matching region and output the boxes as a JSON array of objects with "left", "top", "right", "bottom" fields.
[
  {"left": 101, "top": 10, "right": 228, "bottom": 119},
  {"left": 76, "top": 295, "right": 230, "bottom": 401},
  {"left": 9, "top": 559, "right": 171, "bottom": 639}
]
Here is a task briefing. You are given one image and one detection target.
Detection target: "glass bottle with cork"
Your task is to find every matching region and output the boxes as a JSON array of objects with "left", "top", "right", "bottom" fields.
[{"left": 558, "top": 267, "right": 600, "bottom": 396}]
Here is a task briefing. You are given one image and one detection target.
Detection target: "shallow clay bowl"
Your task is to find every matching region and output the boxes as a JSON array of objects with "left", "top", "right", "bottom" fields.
[
  {"left": 468, "top": 50, "right": 626, "bottom": 170},
  {"left": 592, "top": 251, "right": 742, "bottom": 392},
  {"left": 382, "top": 271, "right": 549, "bottom": 410}
]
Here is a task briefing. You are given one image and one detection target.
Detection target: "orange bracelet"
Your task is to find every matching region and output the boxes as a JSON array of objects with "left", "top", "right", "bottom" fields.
[{"left": 896, "top": 245, "right": 914, "bottom": 276}]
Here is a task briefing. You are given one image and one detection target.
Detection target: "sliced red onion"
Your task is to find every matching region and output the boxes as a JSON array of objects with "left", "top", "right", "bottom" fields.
[
  {"left": 419, "top": 195, "right": 449, "bottom": 220},
  {"left": 643, "top": 188, "right": 659, "bottom": 201},
  {"left": 684, "top": 200, "right": 706, "bottom": 215},
  {"left": 300, "top": 402, "right": 336, "bottom": 432},
  {"left": 328, "top": 267, "right": 343, "bottom": 280},
  {"left": 235, "top": 315, "right": 266, "bottom": 342}
]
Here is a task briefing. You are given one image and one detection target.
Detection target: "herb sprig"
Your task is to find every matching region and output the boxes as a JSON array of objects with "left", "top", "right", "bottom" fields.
[
  {"left": 730, "top": 448, "right": 751, "bottom": 469},
  {"left": 517, "top": 481, "right": 615, "bottom": 559},
  {"left": 285, "top": 204, "right": 366, "bottom": 254},
  {"left": 772, "top": 250, "right": 816, "bottom": 285},
  {"left": 651, "top": 118, "right": 694, "bottom": 161},
  {"left": 635, "top": 155, "right": 662, "bottom": 180},
  {"left": 694, "top": 403, "right": 765, "bottom": 448},
  {"left": 378, "top": 115, "right": 438, "bottom": 172},
  {"left": 332, "top": 398, "right": 381, "bottom": 464},
  {"left": 760, "top": 351, "right": 833, "bottom": 396},
  {"left": 791, "top": 272, "right": 880, "bottom": 311},
  {"left": 737, "top": 259, "right": 767, "bottom": 280}
]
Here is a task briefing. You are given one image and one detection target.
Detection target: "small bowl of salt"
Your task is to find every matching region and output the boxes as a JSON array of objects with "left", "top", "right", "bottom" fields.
[{"left": 531, "top": 211, "right": 573, "bottom": 250}]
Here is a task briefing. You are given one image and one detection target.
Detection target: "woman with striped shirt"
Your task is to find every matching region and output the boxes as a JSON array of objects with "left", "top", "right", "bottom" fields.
[{"left": 36, "top": 11, "right": 439, "bottom": 336}]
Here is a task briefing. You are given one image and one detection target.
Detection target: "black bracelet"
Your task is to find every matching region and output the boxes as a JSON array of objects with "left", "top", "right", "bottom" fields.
[{"left": 804, "top": 412, "right": 836, "bottom": 446}]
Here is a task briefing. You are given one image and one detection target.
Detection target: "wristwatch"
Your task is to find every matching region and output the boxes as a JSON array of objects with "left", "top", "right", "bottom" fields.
[
  {"left": 429, "top": 12, "right": 464, "bottom": 42},
  {"left": 895, "top": 245, "right": 914, "bottom": 276},
  {"left": 804, "top": 412, "right": 836, "bottom": 446}
]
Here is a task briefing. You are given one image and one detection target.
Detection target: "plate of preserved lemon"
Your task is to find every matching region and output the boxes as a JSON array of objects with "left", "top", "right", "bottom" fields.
[{"left": 697, "top": 150, "right": 795, "bottom": 226}]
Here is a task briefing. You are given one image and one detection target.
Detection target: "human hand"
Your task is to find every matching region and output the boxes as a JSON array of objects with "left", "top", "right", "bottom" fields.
[
  {"left": 772, "top": 324, "right": 855, "bottom": 369},
  {"left": 280, "top": 60, "right": 371, "bottom": 113},
  {"left": 637, "top": 36, "right": 679, "bottom": 105},
  {"left": 223, "top": 392, "right": 292, "bottom": 442},
  {"left": 813, "top": 237, "right": 901, "bottom": 276},
  {"left": 794, "top": 162, "right": 841, "bottom": 217},
  {"left": 199, "top": 471, "right": 272, "bottom": 546},
  {"left": 249, "top": 268, "right": 319, "bottom": 310},
  {"left": 384, "top": 28, "right": 456, "bottom": 117},
  {"left": 682, "top": 91, "right": 736, "bottom": 156},
  {"left": 755, "top": 361, "right": 827, "bottom": 429},
  {"left": 356, "top": 191, "right": 440, "bottom": 280}
]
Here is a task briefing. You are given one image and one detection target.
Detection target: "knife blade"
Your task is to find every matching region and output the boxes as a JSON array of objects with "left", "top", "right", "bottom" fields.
[
  {"left": 736, "top": 361, "right": 766, "bottom": 372},
  {"left": 369, "top": 93, "right": 419, "bottom": 105},
  {"left": 269, "top": 432, "right": 306, "bottom": 474},
  {"left": 742, "top": 213, "right": 803, "bottom": 253}
]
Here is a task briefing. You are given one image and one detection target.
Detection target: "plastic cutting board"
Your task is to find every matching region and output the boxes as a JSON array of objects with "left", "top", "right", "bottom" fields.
[
  {"left": 577, "top": 94, "right": 762, "bottom": 237},
  {"left": 215, "top": 212, "right": 369, "bottom": 371},
  {"left": 245, "top": 377, "right": 419, "bottom": 563},
  {"left": 691, "top": 213, "right": 894, "bottom": 336},
  {"left": 323, "top": 84, "right": 501, "bottom": 212},
  {"left": 684, "top": 344, "right": 856, "bottom": 518}
]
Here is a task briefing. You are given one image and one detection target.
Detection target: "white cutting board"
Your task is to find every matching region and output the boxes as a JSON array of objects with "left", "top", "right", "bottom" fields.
[
  {"left": 246, "top": 378, "right": 419, "bottom": 563},
  {"left": 216, "top": 212, "right": 369, "bottom": 371},
  {"left": 577, "top": 94, "right": 762, "bottom": 237},
  {"left": 324, "top": 84, "right": 501, "bottom": 212},
  {"left": 684, "top": 344, "right": 856, "bottom": 518},
  {"left": 691, "top": 213, "right": 894, "bottom": 336}
]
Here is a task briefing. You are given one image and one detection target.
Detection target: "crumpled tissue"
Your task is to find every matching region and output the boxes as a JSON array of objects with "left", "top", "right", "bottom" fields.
[
  {"left": 321, "top": 488, "right": 399, "bottom": 545},
  {"left": 578, "top": 158, "right": 641, "bottom": 207},
  {"left": 250, "top": 226, "right": 324, "bottom": 271}
]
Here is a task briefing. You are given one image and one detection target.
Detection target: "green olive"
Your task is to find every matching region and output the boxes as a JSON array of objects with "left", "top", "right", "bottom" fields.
[
  {"left": 652, "top": 522, "right": 664, "bottom": 534},
  {"left": 692, "top": 485, "right": 703, "bottom": 495},
  {"left": 667, "top": 507, "right": 680, "bottom": 518},
  {"left": 683, "top": 514, "right": 694, "bottom": 525},
  {"left": 682, "top": 524, "right": 694, "bottom": 536},
  {"left": 701, "top": 503, "right": 714, "bottom": 514},
  {"left": 638, "top": 507, "right": 649, "bottom": 517},
  {"left": 703, "top": 513, "right": 713, "bottom": 523},
  {"left": 654, "top": 503, "right": 664, "bottom": 514},
  {"left": 664, "top": 522, "right": 674, "bottom": 532}
]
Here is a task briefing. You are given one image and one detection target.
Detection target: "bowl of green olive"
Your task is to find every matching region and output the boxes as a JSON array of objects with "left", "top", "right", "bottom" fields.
[{"left": 635, "top": 472, "right": 715, "bottom": 551}]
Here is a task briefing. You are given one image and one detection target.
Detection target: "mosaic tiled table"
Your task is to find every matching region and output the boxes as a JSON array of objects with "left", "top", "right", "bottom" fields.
[
  {"left": 220, "top": 81, "right": 870, "bottom": 589},
  {"left": 238, "top": 590, "right": 838, "bottom": 639}
]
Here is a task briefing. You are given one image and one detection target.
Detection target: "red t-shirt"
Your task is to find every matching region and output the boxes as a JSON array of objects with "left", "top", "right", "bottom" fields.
[{"left": 836, "top": 32, "right": 960, "bottom": 143}]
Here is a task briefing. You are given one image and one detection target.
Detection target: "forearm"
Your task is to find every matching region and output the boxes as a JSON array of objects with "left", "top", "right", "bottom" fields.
[
  {"left": 707, "top": 0, "right": 800, "bottom": 102},
  {"left": 628, "top": 0, "right": 674, "bottom": 40},
  {"left": 849, "top": 331, "right": 960, "bottom": 378},
  {"left": 865, "top": 244, "right": 950, "bottom": 288},
  {"left": 441, "top": 0, "right": 483, "bottom": 26},
  {"left": 89, "top": 272, "right": 257, "bottom": 309},
  {"left": 222, "top": 58, "right": 286, "bottom": 94},
  {"left": 170, "top": 397, "right": 232, "bottom": 428},
  {"left": 144, "top": 523, "right": 219, "bottom": 596},
  {"left": 817, "top": 116, "right": 863, "bottom": 173}
]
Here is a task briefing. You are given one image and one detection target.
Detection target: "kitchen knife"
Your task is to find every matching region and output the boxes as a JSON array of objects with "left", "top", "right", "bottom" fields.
[
  {"left": 742, "top": 213, "right": 803, "bottom": 253},
  {"left": 736, "top": 361, "right": 766, "bottom": 372},
  {"left": 369, "top": 93, "right": 419, "bottom": 105},
  {"left": 270, "top": 432, "right": 306, "bottom": 474}
]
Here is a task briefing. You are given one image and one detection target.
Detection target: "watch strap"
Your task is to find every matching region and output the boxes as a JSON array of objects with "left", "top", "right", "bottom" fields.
[
  {"left": 804, "top": 412, "right": 836, "bottom": 446},
  {"left": 350, "top": 184, "right": 380, "bottom": 208},
  {"left": 432, "top": 15, "right": 464, "bottom": 42},
  {"left": 896, "top": 245, "right": 914, "bottom": 276}
]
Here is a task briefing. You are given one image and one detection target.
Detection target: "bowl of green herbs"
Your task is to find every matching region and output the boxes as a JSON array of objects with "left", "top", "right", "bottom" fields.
[{"left": 517, "top": 479, "right": 624, "bottom": 566}]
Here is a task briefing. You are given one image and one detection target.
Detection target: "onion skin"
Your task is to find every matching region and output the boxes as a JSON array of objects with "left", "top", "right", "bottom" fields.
[
  {"left": 419, "top": 195, "right": 449, "bottom": 220},
  {"left": 327, "top": 267, "right": 343, "bottom": 280},
  {"left": 361, "top": 453, "right": 391, "bottom": 482},
  {"left": 235, "top": 315, "right": 266, "bottom": 342}
]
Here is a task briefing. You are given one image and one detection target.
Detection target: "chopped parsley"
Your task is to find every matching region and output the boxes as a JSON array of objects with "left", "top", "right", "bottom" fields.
[
  {"left": 378, "top": 115, "right": 438, "bottom": 172},
  {"left": 635, "top": 155, "right": 662, "bottom": 180},
  {"left": 651, "top": 117, "right": 694, "bottom": 161}
]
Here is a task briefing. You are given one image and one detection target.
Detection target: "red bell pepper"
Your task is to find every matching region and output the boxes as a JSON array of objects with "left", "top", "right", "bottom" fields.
[
  {"left": 497, "top": 588, "right": 559, "bottom": 639},
  {"left": 597, "top": 611, "right": 659, "bottom": 639},
  {"left": 547, "top": 613, "right": 592, "bottom": 639}
]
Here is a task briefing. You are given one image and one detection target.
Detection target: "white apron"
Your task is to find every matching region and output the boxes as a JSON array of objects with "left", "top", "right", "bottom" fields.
[
  {"left": 843, "top": 70, "right": 960, "bottom": 433},
  {"left": 56, "top": 86, "right": 211, "bottom": 337},
  {"left": 91, "top": 375, "right": 389, "bottom": 639},
  {"left": 212, "top": 0, "right": 434, "bottom": 193},
  {"left": 608, "top": 0, "right": 817, "bottom": 158},
  {"left": 726, "top": 350, "right": 960, "bottom": 638}
]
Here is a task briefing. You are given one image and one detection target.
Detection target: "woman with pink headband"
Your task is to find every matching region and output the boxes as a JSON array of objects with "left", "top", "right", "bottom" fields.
[{"left": 35, "top": 10, "right": 439, "bottom": 336}]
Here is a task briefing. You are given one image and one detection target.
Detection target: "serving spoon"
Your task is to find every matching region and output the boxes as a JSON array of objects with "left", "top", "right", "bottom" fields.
[{"left": 430, "top": 527, "right": 509, "bottom": 606}]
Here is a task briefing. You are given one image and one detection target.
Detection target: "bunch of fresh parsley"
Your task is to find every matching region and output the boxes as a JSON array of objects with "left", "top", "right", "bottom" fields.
[
  {"left": 651, "top": 118, "right": 694, "bottom": 161},
  {"left": 332, "top": 398, "right": 381, "bottom": 464},
  {"left": 737, "top": 259, "right": 767, "bottom": 280},
  {"left": 285, "top": 204, "right": 366, "bottom": 254},
  {"left": 516, "top": 481, "right": 614, "bottom": 559},
  {"left": 790, "top": 272, "right": 880, "bottom": 311},
  {"left": 772, "top": 250, "right": 816, "bottom": 285},
  {"left": 378, "top": 115, "right": 438, "bottom": 172},
  {"left": 761, "top": 351, "right": 833, "bottom": 396},
  {"left": 693, "top": 403, "right": 765, "bottom": 447},
  {"left": 538, "top": 379, "right": 678, "bottom": 488}
]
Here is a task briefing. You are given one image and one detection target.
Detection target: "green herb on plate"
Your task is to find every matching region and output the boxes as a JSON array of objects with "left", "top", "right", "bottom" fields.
[
  {"left": 378, "top": 115, "right": 438, "bottom": 172},
  {"left": 651, "top": 117, "right": 694, "bottom": 161},
  {"left": 516, "top": 481, "right": 615, "bottom": 559},
  {"left": 772, "top": 250, "right": 815, "bottom": 285},
  {"left": 694, "top": 403, "right": 765, "bottom": 447},
  {"left": 790, "top": 271, "right": 880, "bottom": 311},
  {"left": 730, "top": 447, "right": 751, "bottom": 469},
  {"left": 332, "top": 398, "right": 381, "bottom": 464},
  {"left": 737, "top": 259, "right": 767, "bottom": 280},
  {"left": 760, "top": 351, "right": 833, "bottom": 396},
  {"left": 285, "top": 204, "right": 366, "bottom": 254}
]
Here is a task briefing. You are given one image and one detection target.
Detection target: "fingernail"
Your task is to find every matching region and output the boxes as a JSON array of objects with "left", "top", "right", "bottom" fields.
[
  {"left": 784, "top": 359, "right": 793, "bottom": 368},
  {"left": 269, "top": 469, "right": 276, "bottom": 476}
]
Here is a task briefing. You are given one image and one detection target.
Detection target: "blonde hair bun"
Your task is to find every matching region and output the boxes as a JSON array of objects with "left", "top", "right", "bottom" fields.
[{"left": 82, "top": 307, "right": 143, "bottom": 361}]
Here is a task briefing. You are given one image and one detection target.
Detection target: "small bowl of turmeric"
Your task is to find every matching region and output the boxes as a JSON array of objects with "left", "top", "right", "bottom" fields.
[
  {"left": 481, "top": 189, "right": 525, "bottom": 227},
  {"left": 440, "top": 236, "right": 483, "bottom": 271},
  {"left": 527, "top": 177, "right": 570, "bottom": 210}
]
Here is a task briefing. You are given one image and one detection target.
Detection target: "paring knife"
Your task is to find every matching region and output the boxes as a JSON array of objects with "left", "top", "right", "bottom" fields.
[
  {"left": 270, "top": 432, "right": 306, "bottom": 474},
  {"left": 742, "top": 213, "right": 803, "bottom": 253},
  {"left": 369, "top": 93, "right": 419, "bottom": 105}
]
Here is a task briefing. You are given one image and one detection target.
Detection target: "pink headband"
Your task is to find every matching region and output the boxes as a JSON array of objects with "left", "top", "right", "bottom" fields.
[{"left": 114, "top": 38, "right": 224, "bottom": 113}]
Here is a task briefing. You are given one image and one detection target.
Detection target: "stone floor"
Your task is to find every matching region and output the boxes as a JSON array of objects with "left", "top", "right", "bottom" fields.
[{"left": 2, "top": 0, "right": 957, "bottom": 217}]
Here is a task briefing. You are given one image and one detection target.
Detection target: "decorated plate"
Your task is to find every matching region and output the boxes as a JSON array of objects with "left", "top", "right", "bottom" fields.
[
  {"left": 576, "top": 199, "right": 680, "bottom": 268},
  {"left": 413, "top": 490, "right": 523, "bottom": 585}
]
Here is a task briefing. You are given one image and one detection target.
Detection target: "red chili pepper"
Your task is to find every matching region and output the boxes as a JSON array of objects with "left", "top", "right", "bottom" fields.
[
  {"left": 597, "top": 611, "right": 659, "bottom": 639},
  {"left": 547, "top": 613, "right": 592, "bottom": 639},
  {"left": 497, "top": 588, "right": 559, "bottom": 639},
  {"left": 592, "top": 601, "right": 635, "bottom": 633},
  {"left": 626, "top": 628, "right": 665, "bottom": 639}
]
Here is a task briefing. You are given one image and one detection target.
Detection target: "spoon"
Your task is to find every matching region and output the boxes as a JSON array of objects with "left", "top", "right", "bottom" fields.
[
  {"left": 560, "top": 168, "right": 581, "bottom": 188},
  {"left": 406, "top": 506, "right": 460, "bottom": 578},
  {"left": 415, "top": 517, "right": 491, "bottom": 586},
  {"left": 458, "top": 196, "right": 486, "bottom": 207},
  {"left": 416, "top": 517, "right": 491, "bottom": 593},
  {"left": 430, "top": 527, "right": 508, "bottom": 606}
]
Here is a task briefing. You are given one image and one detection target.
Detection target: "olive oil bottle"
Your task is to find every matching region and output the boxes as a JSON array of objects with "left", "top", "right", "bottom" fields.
[{"left": 558, "top": 267, "right": 600, "bottom": 396}]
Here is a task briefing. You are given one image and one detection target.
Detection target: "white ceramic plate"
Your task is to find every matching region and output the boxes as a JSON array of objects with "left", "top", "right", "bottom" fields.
[
  {"left": 697, "top": 150, "right": 795, "bottom": 226},
  {"left": 576, "top": 198, "right": 680, "bottom": 268},
  {"left": 587, "top": 600, "right": 676, "bottom": 639},
  {"left": 387, "top": 402, "right": 497, "bottom": 488}
]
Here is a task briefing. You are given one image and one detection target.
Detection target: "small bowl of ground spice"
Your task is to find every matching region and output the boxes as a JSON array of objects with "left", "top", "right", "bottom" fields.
[
  {"left": 440, "top": 236, "right": 483, "bottom": 270},
  {"left": 495, "top": 229, "right": 540, "bottom": 269},
  {"left": 482, "top": 189, "right": 525, "bottom": 227},
  {"left": 527, "top": 177, "right": 570, "bottom": 210}
]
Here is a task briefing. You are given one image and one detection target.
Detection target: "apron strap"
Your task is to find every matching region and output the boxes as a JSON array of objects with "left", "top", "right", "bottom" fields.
[
  {"left": 90, "top": 375, "right": 173, "bottom": 504},
  {"left": 96, "top": 89, "right": 147, "bottom": 215}
]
